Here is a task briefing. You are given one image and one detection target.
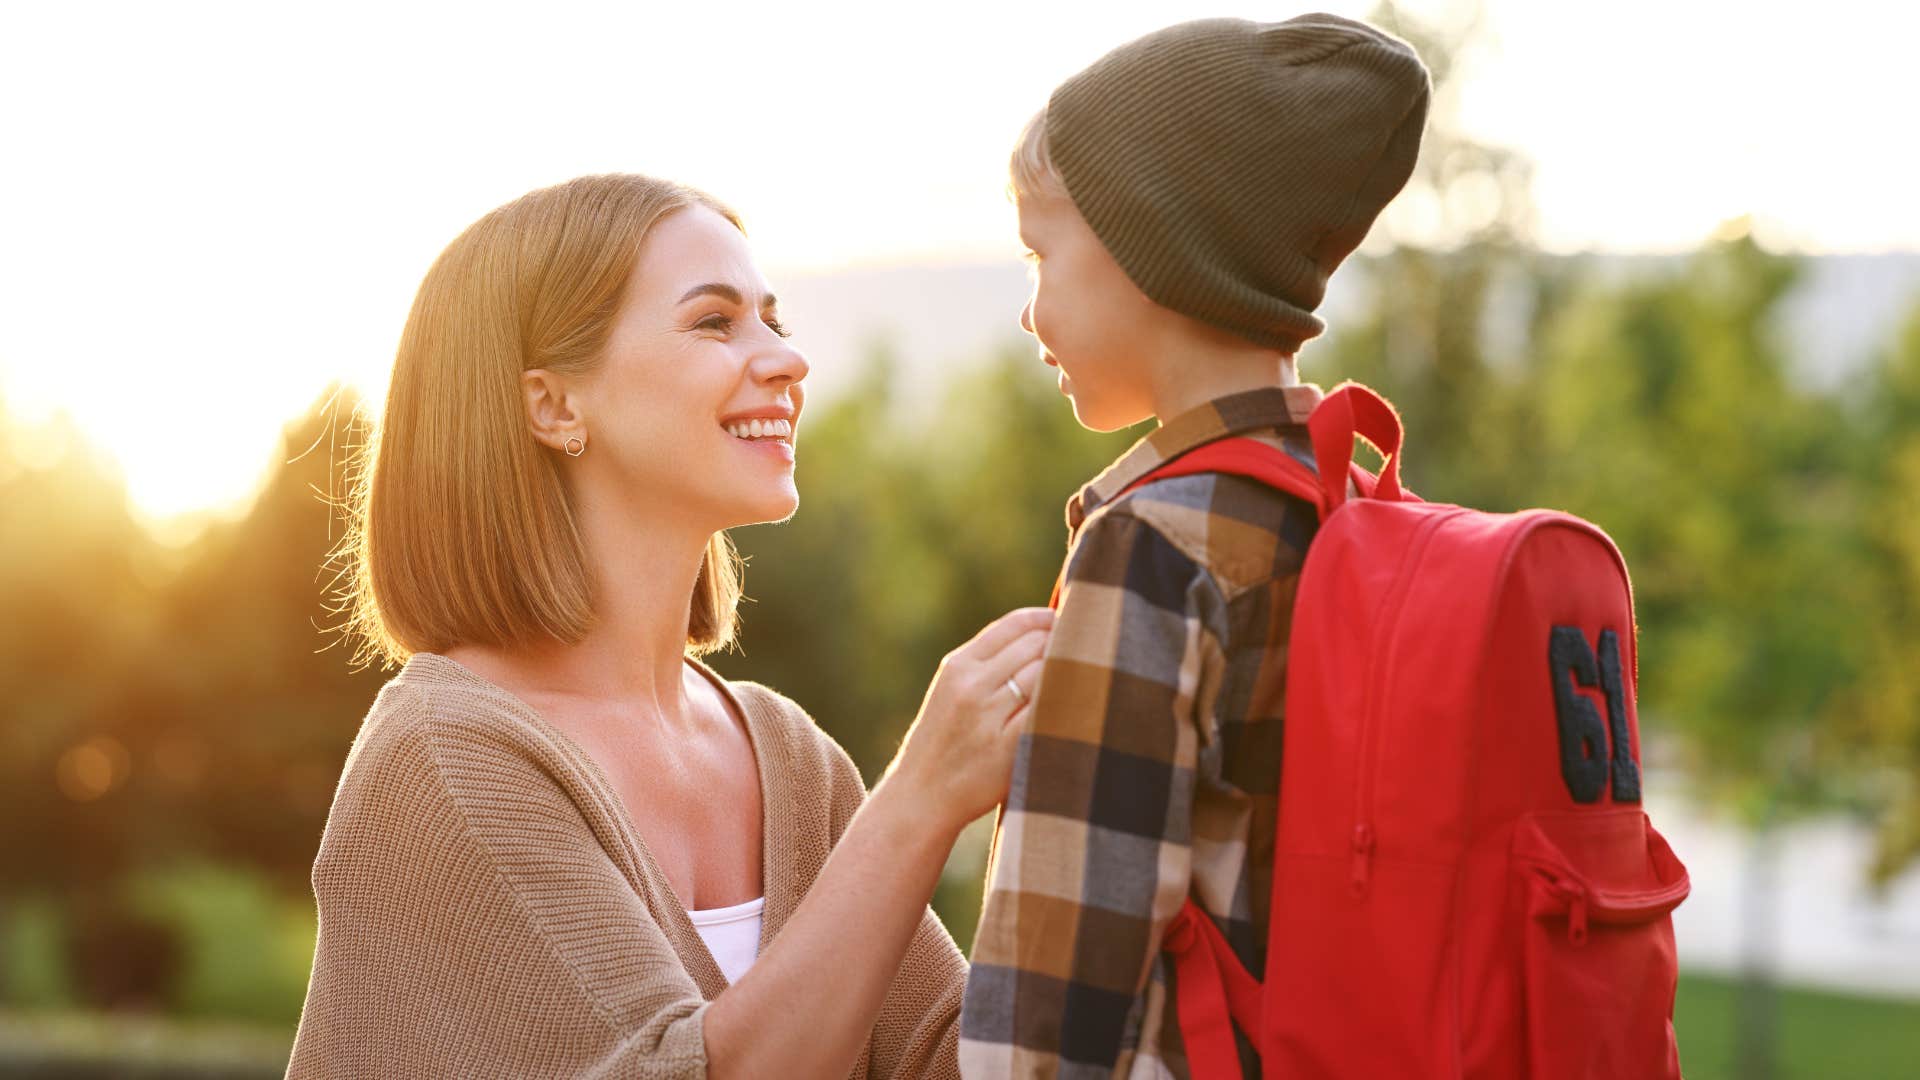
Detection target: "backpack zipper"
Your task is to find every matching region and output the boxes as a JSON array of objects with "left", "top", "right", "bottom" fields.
[
  {"left": 1538, "top": 871, "right": 1592, "bottom": 945},
  {"left": 1348, "top": 509, "right": 1465, "bottom": 900}
]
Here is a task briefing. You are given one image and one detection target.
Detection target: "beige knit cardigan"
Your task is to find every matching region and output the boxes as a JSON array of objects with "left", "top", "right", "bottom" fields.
[{"left": 286, "top": 652, "right": 966, "bottom": 1078}]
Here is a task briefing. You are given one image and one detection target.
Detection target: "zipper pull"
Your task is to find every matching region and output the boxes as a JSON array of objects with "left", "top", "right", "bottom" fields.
[
  {"left": 1348, "top": 823, "right": 1375, "bottom": 898},
  {"left": 1564, "top": 884, "right": 1590, "bottom": 946}
]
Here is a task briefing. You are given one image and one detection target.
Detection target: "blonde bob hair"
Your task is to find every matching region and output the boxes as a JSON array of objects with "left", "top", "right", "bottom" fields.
[{"left": 333, "top": 173, "right": 747, "bottom": 670}]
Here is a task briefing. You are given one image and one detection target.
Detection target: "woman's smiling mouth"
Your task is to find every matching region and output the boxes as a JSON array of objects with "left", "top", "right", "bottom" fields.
[
  {"left": 721, "top": 416, "right": 796, "bottom": 462},
  {"left": 723, "top": 418, "right": 792, "bottom": 442}
]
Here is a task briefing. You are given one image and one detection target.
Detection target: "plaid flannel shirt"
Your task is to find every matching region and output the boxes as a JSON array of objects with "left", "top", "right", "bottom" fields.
[{"left": 960, "top": 383, "right": 1330, "bottom": 1079}]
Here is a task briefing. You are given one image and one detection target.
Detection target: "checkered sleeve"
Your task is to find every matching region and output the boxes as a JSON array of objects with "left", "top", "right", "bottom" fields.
[{"left": 960, "top": 506, "right": 1218, "bottom": 1078}]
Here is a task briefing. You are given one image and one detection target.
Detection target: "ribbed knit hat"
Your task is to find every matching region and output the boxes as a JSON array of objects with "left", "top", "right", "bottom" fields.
[{"left": 1046, "top": 14, "right": 1431, "bottom": 352}]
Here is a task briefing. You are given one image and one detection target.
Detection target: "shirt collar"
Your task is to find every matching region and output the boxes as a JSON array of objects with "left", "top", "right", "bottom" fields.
[{"left": 1065, "top": 383, "right": 1326, "bottom": 535}]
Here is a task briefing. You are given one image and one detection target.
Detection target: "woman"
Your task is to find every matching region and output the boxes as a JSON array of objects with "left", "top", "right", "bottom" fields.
[{"left": 287, "top": 173, "right": 1050, "bottom": 1078}]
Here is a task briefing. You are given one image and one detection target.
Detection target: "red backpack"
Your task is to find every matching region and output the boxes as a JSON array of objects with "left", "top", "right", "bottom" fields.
[{"left": 1066, "top": 382, "right": 1690, "bottom": 1078}]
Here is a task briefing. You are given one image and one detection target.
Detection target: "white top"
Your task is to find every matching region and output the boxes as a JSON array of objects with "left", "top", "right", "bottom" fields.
[{"left": 686, "top": 896, "right": 765, "bottom": 985}]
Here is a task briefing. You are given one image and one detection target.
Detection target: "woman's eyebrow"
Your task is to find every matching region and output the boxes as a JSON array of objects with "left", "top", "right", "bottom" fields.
[{"left": 677, "top": 282, "right": 778, "bottom": 309}]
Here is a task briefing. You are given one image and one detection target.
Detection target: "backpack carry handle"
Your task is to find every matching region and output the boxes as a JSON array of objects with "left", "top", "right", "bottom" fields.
[{"left": 1310, "top": 382, "right": 1406, "bottom": 511}]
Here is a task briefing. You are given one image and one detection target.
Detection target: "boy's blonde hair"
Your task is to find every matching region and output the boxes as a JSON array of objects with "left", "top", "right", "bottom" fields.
[
  {"left": 331, "top": 173, "right": 746, "bottom": 671},
  {"left": 1008, "top": 106, "right": 1067, "bottom": 202}
]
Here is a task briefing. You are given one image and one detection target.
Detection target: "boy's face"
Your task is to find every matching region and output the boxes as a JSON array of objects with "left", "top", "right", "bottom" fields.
[{"left": 1015, "top": 190, "right": 1162, "bottom": 432}]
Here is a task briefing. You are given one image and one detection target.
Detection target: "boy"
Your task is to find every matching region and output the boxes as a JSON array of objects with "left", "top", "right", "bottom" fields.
[{"left": 959, "top": 15, "right": 1430, "bottom": 1077}]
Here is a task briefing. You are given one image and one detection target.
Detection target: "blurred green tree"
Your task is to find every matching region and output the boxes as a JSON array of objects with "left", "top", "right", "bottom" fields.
[
  {"left": 1835, "top": 301, "right": 1920, "bottom": 884},
  {"left": 0, "top": 403, "right": 169, "bottom": 1007},
  {"left": 0, "top": 384, "right": 384, "bottom": 1019}
]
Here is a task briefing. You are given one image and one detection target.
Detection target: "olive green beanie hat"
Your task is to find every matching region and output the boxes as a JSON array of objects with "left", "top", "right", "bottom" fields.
[{"left": 1046, "top": 13, "right": 1431, "bottom": 353}]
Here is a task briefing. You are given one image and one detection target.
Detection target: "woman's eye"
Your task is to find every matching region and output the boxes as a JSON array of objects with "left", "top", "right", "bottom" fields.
[{"left": 696, "top": 313, "right": 790, "bottom": 339}]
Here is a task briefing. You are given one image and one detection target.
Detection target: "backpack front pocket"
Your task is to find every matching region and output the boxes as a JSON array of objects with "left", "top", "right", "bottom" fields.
[{"left": 1512, "top": 809, "right": 1689, "bottom": 1080}]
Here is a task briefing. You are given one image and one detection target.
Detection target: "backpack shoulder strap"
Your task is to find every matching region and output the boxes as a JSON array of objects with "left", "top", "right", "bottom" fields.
[
  {"left": 1114, "top": 436, "right": 1328, "bottom": 514},
  {"left": 1050, "top": 433, "right": 1393, "bottom": 608}
]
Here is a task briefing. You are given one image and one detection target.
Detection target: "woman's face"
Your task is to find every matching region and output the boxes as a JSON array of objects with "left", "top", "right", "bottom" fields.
[{"left": 564, "top": 204, "right": 808, "bottom": 532}]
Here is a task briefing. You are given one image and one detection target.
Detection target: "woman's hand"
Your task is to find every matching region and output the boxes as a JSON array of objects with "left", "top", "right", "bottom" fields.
[{"left": 876, "top": 606, "right": 1054, "bottom": 838}]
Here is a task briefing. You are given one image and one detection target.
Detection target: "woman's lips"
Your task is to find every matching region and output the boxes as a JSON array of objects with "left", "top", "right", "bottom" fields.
[{"left": 728, "top": 430, "right": 795, "bottom": 463}]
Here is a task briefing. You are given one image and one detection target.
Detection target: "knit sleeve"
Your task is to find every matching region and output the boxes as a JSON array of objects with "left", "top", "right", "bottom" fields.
[
  {"left": 746, "top": 684, "right": 968, "bottom": 1080},
  {"left": 289, "top": 683, "right": 710, "bottom": 1079},
  {"left": 830, "top": 737, "right": 968, "bottom": 1080},
  {"left": 868, "top": 908, "right": 967, "bottom": 1080}
]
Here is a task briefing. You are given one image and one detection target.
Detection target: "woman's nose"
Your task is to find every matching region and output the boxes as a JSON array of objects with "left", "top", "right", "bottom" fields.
[
  {"left": 756, "top": 338, "right": 810, "bottom": 387},
  {"left": 1019, "top": 296, "right": 1036, "bottom": 336}
]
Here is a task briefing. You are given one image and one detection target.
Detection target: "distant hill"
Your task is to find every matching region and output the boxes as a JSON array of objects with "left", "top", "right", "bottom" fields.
[{"left": 773, "top": 252, "right": 1920, "bottom": 407}]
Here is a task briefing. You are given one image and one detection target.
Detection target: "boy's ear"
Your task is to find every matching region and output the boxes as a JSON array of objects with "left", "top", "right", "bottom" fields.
[{"left": 521, "top": 369, "right": 585, "bottom": 451}]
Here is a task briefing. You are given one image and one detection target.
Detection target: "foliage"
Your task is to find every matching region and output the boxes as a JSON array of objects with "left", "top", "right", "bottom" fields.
[{"left": 1834, "top": 304, "right": 1920, "bottom": 881}]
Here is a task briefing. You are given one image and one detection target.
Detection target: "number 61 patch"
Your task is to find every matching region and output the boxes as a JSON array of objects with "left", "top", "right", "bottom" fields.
[{"left": 1548, "top": 626, "right": 1642, "bottom": 805}]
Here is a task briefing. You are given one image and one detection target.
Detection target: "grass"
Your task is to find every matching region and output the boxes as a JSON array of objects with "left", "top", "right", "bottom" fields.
[
  {"left": 1675, "top": 972, "right": 1920, "bottom": 1079},
  {"left": 0, "top": 1008, "right": 289, "bottom": 1078},
  {"left": 2, "top": 971, "right": 1915, "bottom": 1077}
]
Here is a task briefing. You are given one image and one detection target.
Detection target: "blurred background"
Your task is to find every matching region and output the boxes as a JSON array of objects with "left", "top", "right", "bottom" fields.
[{"left": 3, "top": 0, "right": 1916, "bottom": 1076}]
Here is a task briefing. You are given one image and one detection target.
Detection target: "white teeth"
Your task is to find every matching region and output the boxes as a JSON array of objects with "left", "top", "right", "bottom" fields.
[{"left": 724, "top": 418, "right": 792, "bottom": 441}]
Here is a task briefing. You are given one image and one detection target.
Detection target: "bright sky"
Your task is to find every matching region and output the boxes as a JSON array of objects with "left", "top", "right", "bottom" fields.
[{"left": 1, "top": 0, "right": 1912, "bottom": 533}]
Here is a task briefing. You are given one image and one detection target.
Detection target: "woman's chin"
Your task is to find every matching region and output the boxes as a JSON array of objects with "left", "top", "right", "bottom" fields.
[{"left": 724, "top": 486, "right": 800, "bottom": 529}]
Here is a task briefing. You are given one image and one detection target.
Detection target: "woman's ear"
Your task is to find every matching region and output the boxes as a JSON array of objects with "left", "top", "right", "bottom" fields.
[{"left": 521, "top": 369, "right": 585, "bottom": 453}]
